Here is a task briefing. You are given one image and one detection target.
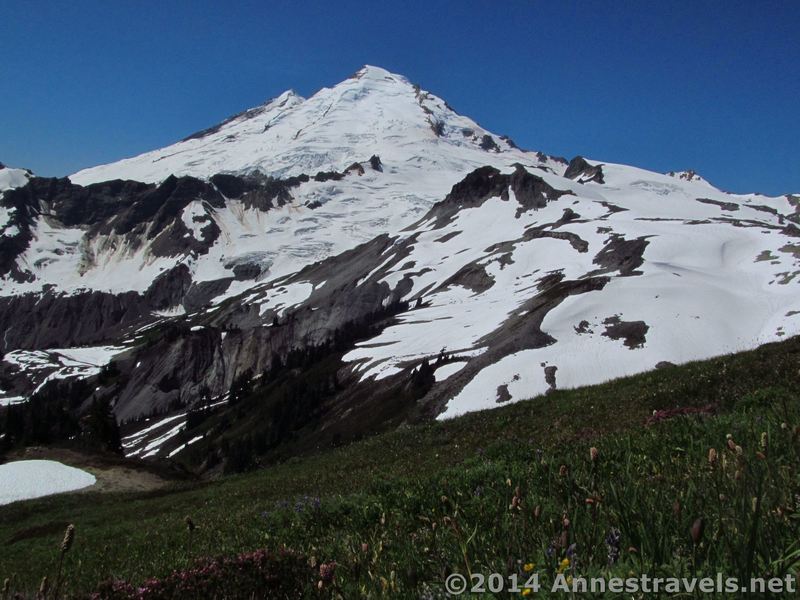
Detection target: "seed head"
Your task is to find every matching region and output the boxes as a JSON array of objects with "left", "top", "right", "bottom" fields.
[
  {"left": 707, "top": 448, "right": 718, "bottom": 466},
  {"left": 589, "top": 447, "right": 599, "bottom": 462},
  {"left": 60, "top": 524, "right": 75, "bottom": 554}
]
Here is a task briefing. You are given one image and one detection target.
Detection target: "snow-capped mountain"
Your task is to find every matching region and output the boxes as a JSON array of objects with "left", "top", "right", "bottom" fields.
[
  {"left": 4, "top": 66, "right": 555, "bottom": 300},
  {"left": 71, "top": 65, "right": 548, "bottom": 185},
  {"left": 1, "top": 66, "right": 798, "bottom": 463}
]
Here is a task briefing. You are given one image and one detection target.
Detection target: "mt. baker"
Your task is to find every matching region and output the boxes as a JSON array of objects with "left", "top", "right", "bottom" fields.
[{"left": 0, "top": 66, "right": 797, "bottom": 465}]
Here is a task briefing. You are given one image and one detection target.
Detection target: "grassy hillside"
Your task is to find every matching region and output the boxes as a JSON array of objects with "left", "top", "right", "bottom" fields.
[{"left": 1, "top": 337, "right": 799, "bottom": 598}]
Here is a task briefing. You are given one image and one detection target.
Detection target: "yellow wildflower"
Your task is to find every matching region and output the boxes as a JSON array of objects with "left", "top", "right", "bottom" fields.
[
  {"left": 560, "top": 558, "right": 570, "bottom": 568},
  {"left": 523, "top": 562, "right": 535, "bottom": 572},
  {"left": 521, "top": 589, "right": 532, "bottom": 597}
]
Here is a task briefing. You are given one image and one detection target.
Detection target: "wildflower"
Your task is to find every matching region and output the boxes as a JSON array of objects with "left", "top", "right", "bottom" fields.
[
  {"left": 560, "top": 558, "right": 570, "bottom": 569},
  {"left": 727, "top": 438, "right": 737, "bottom": 452},
  {"left": 726, "top": 433, "right": 733, "bottom": 440},
  {"left": 690, "top": 517, "right": 705, "bottom": 545},
  {"left": 566, "top": 544, "right": 577, "bottom": 561},
  {"left": 605, "top": 528, "right": 621, "bottom": 565},
  {"left": 522, "top": 589, "right": 532, "bottom": 596},
  {"left": 319, "top": 562, "right": 336, "bottom": 584},
  {"left": 523, "top": 562, "right": 535, "bottom": 572},
  {"left": 589, "top": 447, "right": 599, "bottom": 462},
  {"left": 708, "top": 448, "right": 718, "bottom": 466},
  {"left": 566, "top": 575, "right": 574, "bottom": 586},
  {"left": 781, "top": 422, "right": 788, "bottom": 430}
]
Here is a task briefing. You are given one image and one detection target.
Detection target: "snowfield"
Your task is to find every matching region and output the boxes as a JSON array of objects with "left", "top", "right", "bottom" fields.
[{"left": 0, "top": 460, "right": 96, "bottom": 505}]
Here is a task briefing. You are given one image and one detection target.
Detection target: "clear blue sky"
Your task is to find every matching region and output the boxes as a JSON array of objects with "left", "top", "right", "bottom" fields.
[{"left": 1, "top": 0, "right": 798, "bottom": 195}]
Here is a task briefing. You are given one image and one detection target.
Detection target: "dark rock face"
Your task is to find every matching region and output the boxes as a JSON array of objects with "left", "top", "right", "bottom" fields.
[
  {"left": 144, "top": 264, "right": 193, "bottom": 310},
  {"left": 495, "top": 384, "right": 511, "bottom": 403},
  {"left": 544, "top": 365, "right": 558, "bottom": 391},
  {"left": 0, "top": 290, "right": 147, "bottom": 352},
  {"left": 592, "top": 235, "right": 650, "bottom": 276},
  {"left": 696, "top": 198, "right": 739, "bottom": 212},
  {"left": 602, "top": 315, "right": 649, "bottom": 349},
  {"left": 432, "top": 165, "right": 571, "bottom": 224},
  {"left": 99, "top": 175, "right": 223, "bottom": 237},
  {"left": 345, "top": 162, "right": 365, "bottom": 176},
  {"left": 499, "top": 135, "right": 519, "bottom": 149},
  {"left": 564, "top": 156, "right": 605, "bottom": 184},
  {"left": 479, "top": 134, "right": 500, "bottom": 152},
  {"left": 438, "top": 262, "right": 495, "bottom": 294},
  {"left": 210, "top": 172, "right": 306, "bottom": 210},
  {"left": 183, "top": 279, "right": 234, "bottom": 312}
]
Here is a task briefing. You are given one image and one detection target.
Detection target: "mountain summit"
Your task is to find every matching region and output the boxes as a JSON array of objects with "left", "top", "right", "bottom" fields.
[{"left": 70, "top": 65, "right": 543, "bottom": 185}]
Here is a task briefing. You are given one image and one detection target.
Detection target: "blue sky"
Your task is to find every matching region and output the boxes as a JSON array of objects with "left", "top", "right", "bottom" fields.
[{"left": 1, "top": 0, "right": 798, "bottom": 195}]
